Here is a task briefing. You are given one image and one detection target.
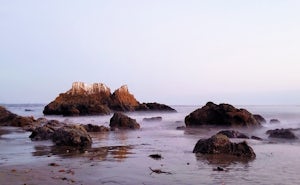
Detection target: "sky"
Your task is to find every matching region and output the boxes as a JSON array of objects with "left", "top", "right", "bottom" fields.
[{"left": 0, "top": 0, "right": 300, "bottom": 105}]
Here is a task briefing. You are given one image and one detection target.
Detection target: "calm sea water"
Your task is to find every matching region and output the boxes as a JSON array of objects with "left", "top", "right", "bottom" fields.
[{"left": 1, "top": 104, "right": 300, "bottom": 185}]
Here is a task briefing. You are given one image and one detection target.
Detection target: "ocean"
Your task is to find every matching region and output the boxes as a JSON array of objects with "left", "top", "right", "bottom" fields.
[{"left": 1, "top": 104, "right": 300, "bottom": 185}]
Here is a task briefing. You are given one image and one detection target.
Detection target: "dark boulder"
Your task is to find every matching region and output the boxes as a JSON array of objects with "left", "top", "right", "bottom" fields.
[
  {"left": 270, "top": 119, "right": 280, "bottom": 124},
  {"left": 52, "top": 125, "right": 92, "bottom": 147},
  {"left": 253, "top": 114, "right": 266, "bottom": 124},
  {"left": 143, "top": 116, "right": 162, "bottom": 122},
  {"left": 81, "top": 124, "right": 109, "bottom": 132},
  {"left": 217, "top": 130, "right": 249, "bottom": 139},
  {"left": 29, "top": 124, "right": 56, "bottom": 141},
  {"left": 0, "top": 106, "right": 35, "bottom": 127},
  {"left": 193, "top": 134, "right": 256, "bottom": 159},
  {"left": 110, "top": 113, "right": 140, "bottom": 130},
  {"left": 266, "top": 128, "right": 298, "bottom": 139},
  {"left": 29, "top": 119, "right": 67, "bottom": 140},
  {"left": 185, "top": 102, "right": 261, "bottom": 128}
]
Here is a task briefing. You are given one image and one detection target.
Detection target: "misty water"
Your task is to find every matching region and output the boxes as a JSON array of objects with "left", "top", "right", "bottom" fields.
[{"left": 1, "top": 104, "right": 300, "bottom": 184}]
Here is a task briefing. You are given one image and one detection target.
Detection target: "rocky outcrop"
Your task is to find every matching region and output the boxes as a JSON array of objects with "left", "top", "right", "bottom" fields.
[
  {"left": 43, "top": 82, "right": 176, "bottom": 116},
  {"left": 0, "top": 106, "right": 35, "bottom": 127},
  {"left": 52, "top": 125, "right": 92, "bottom": 147},
  {"left": 110, "top": 112, "right": 140, "bottom": 130},
  {"left": 193, "top": 134, "right": 256, "bottom": 159},
  {"left": 185, "top": 102, "right": 261, "bottom": 128},
  {"left": 81, "top": 124, "right": 109, "bottom": 132},
  {"left": 217, "top": 130, "right": 249, "bottom": 139},
  {"left": 266, "top": 128, "right": 298, "bottom": 139}
]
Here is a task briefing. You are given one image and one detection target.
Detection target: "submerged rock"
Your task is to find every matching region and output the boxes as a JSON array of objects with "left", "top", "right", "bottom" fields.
[
  {"left": 266, "top": 128, "right": 298, "bottom": 139},
  {"left": 110, "top": 112, "right": 140, "bottom": 130},
  {"left": 43, "top": 82, "right": 176, "bottom": 116},
  {"left": 217, "top": 130, "right": 249, "bottom": 139},
  {"left": 52, "top": 125, "right": 92, "bottom": 147},
  {"left": 0, "top": 106, "right": 35, "bottom": 127},
  {"left": 251, "top": 136, "right": 263, "bottom": 141},
  {"left": 193, "top": 134, "right": 256, "bottom": 159},
  {"left": 176, "top": 126, "right": 186, "bottom": 130},
  {"left": 185, "top": 102, "right": 261, "bottom": 128},
  {"left": 143, "top": 116, "right": 162, "bottom": 122},
  {"left": 270, "top": 119, "right": 280, "bottom": 124},
  {"left": 149, "top": 154, "right": 163, "bottom": 160},
  {"left": 81, "top": 124, "right": 109, "bottom": 132}
]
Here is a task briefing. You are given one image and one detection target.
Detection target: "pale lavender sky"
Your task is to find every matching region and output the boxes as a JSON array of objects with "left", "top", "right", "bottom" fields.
[{"left": 0, "top": 0, "right": 300, "bottom": 105}]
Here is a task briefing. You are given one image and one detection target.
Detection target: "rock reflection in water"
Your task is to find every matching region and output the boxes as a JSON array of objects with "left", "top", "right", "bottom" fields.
[
  {"left": 32, "top": 144, "right": 134, "bottom": 162},
  {"left": 196, "top": 153, "right": 254, "bottom": 167}
]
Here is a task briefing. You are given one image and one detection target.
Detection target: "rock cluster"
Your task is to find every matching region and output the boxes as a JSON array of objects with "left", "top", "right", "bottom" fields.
[
  {"left": 185, "top": 102, "right": 262, "bottom": 128},
  {"left": 193, "top": 134, "right": 256, "bottom": 159},
  {"left": 43, "top": 82, "right": 176, "bottom": 116}
]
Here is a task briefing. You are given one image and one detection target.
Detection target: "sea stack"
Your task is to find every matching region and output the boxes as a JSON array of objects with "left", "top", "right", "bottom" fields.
[{"left": 43, "top": 82, "right": 176, "bottom": 116}]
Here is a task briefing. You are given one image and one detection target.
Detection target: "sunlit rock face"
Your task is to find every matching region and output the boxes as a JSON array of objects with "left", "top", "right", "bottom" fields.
[
  {"left": 67, "top": 82, "right": 111, "bottom": 96},
  {"left": 110, "top": 85, "right": 140, "bottom": 111},
  {"left": 43, "top": 82, "right": 176, "bottom": 116}
]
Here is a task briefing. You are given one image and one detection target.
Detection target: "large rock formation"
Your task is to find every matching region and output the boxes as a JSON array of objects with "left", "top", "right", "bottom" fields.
[
  {"left": 0, "top": 106, "right": 35, "bottom": 127},
  {"left": 185, "top": 102, "right": 261, "bottom": 128},
  {"left": 110, "top": 112, "right": 140, "bottom": 130},
  {"left": 193, "top": 134, "right": 256, "bottom": 159},
  {"left": 43, "top": 82, "right": 176, "bottom": 116},
  {"left": 43, "top": 82, "right": 112, "bottom": 116}
]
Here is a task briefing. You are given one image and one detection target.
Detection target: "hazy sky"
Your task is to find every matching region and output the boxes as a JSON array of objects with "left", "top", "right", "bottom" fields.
[{"left": 1, "top": 0, "right": 300, "bottom": 105}]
